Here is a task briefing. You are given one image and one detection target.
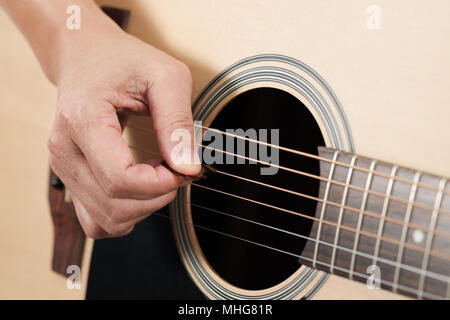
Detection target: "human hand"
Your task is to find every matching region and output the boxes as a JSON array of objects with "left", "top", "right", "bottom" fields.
[{"left": 47, "top": 21, "right": 200, "bottom": 239}]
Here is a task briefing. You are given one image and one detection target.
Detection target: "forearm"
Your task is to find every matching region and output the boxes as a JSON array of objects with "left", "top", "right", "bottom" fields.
[{"left": 0, "top": 0, "right": 121, "bottom": 84}]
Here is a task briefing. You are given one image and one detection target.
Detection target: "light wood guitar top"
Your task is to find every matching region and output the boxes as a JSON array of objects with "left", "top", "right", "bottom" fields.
[{"left": 1, "top": 0, "right": 449, "bottom": 299}]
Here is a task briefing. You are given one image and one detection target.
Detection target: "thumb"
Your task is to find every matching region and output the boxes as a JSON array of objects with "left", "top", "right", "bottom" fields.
[{"left": 147, "top": 61, "right": 201, "bottom": 176}]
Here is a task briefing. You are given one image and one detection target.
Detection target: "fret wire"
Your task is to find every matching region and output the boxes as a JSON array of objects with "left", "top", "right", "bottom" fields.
[
  {"left": 155, "top": 211, "right": 447, "bottom": 300},
  {"left": 297, "top": 256, "right": 444, "bottom": 300},
  {"left": 212, "top": 165, "right": 448, "bottom": 239},
  {"left": 313, "top": 150, "right": 339, "bottom": 269},
  {"left": 392, "top": 172, "right": 421, "bottom": 293},
  {"left": 372, "top": 165, "right": 398, "bottom": 266},
  {"left": 349, "top": 160, "right": 377, "bottom": 280},
  {"left": 330, "top": 155, "right": 357, "bottom": 273},
  {"left": 417, "top": 178, "right": 447, "bottom": 299},
  {"left": 187, "top": 202, "right": 450, "bottom": 284}
]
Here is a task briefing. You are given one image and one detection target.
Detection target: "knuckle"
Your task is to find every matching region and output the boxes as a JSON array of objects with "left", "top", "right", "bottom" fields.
[
  {"left": 108, "top": 202, "right": 141, "bottom": 224},
  {"left": 57, "top": 106, "right": 73, "bottom": 128},
  {"left": 174, "top": 60, "right": 192, "bottom": 81},
  {"left": 84, "top": 228, "right": 103, "bottom": 239},
  {"left": 70, "top": 165, "right": 82, "bottom": 183},
  {"left": 47, "top": 135, "right": 61, "bottom": 156},
  {"left": 108, "top": 206, "right": 126, "bottom": 224},
  {"left": 159, "top": 58, "right": 192, "bottom": 84},
  {"left": 78, "top": 218, "right": 106, "bottom": 240},
  {"left": 102, "top": 217, "right": 116, "bottom": 235},
  {"left": 108, "top": 221, "right": 134, "bottom": 237},
  {"left": 103, "top": 178, "right": 126, "bottom": 198},
  {"left": 48, "top": 154, "right": 58, "bottom": 171},
  {"left": 72, "top": 200, "right": 108, "bottom": 239},
  {"left": 49, "top": 157, "right": 64, "bottom": 182},
  {"left": 160, "top": 110, "right": 193, "bottom": 133}
]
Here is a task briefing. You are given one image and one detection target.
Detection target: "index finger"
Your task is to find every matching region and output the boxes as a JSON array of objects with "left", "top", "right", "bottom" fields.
[{"left": 70, "top": 100, "right": 184, "bottom": 199}]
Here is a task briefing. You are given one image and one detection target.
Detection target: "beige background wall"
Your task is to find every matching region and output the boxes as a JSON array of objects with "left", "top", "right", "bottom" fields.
[{"left": 0, "top": 8, "right": 89, "bottom": 299}]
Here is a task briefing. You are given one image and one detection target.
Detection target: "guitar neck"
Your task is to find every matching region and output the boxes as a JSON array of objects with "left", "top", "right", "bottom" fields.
[{"left": 299, "top": 147, "right": 450, "bottom": 299}]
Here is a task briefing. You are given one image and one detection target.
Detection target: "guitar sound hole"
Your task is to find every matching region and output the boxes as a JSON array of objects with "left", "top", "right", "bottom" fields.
[{"left": 191, "top": 87, "right": 325, "bottom": 290}]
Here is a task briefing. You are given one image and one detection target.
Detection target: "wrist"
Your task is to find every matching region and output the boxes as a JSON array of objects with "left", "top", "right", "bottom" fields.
[{"left": 52, "top": 4, "right": 124, "bottom": 85}]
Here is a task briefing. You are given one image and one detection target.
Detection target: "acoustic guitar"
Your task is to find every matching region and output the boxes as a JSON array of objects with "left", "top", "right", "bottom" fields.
[{"left": 49, "top": 0, "right": 450, "bottom": 300}]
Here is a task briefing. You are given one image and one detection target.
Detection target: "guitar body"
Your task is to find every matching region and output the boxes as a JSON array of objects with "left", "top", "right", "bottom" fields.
[
  {"left": 109, "top": 0, "right": 450, "bottom": 299},
  {"left": 0, "top": 0, "right": 448, "bottom": 299}
]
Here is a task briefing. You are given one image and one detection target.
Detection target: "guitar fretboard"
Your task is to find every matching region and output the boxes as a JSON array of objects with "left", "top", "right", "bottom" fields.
[{"left": 299, "top": 147, "right": 450, "bottom": 300}]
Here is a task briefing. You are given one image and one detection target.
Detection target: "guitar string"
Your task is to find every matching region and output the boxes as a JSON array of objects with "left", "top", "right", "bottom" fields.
[
  {"left": 125, "top": 124, "right": 450, "bottom": 217},
  {"left": 195, "top": 124, "right": 450, "bottom": 196},
  {"left": 127, "top": 123, "right": 450, "bottom": 197},
  {"left": 125, "top": 145, "right": 450, "bottom": 261},
  {"left": 152, "top": 211, "right": 445, "bottom": 300},
  {"left": 211, "top": 169, "right": 450, "bottom": 241},
  {"left": 127, "top": 141, "right": 450, "bottom": 242},
  {"left": 190, "top": 182, "right": 450, "bottom": 262},
  {"left": 123, "top": 127, "right": 450, "bottom": 260},
  {"left": 200, "top": 143, "right": 449, "bottom": 216},
  {"left": 124, "top": 123, "right": 449, "bottom": 297},
  {"left": 185, "top": 202, "right": 450, "bottom": 284}
]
